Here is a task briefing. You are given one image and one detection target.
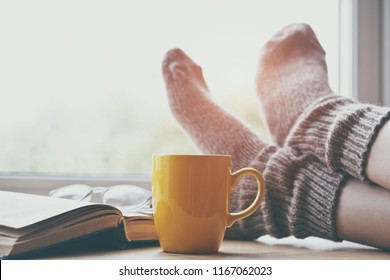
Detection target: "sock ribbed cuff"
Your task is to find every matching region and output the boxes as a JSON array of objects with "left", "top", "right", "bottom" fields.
[
  {"left": 287, "top": 95, "right": 390, "bottom": 181},
  {"left": 264, "top": 148, "right": 347, "bottom": 240},
  {"left": 226, "top": 146, "right": 347, "bottom": 241},
  {"left": 225, "top": 146, "right": 276, "bottom": 240},
  {"left": 326, "top": 103, "right": 390, "bottom": 182}
]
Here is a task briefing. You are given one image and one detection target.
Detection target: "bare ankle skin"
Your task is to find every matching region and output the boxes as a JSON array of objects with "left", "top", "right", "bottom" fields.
[{"left": 336, "top": 178, "right": 390, "bottom": 250}]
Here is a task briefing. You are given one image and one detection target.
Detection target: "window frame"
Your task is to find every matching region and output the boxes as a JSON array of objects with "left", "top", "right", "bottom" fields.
[{"left": 341, "top": 0, "right": 389, "bottom": 105}]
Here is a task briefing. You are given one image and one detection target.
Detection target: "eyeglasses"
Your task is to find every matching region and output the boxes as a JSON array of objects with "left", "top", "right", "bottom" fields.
[{"left": 48, "top": 184, "right": 152, "bottom": 215}]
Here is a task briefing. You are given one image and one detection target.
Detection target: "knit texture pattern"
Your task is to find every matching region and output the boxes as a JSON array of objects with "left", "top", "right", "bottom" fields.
[
  {"left": 225, "top": 145, "right": 347, "bottom": 241},
  {"left": 256, "top": 23, "right": 331, "bottom": 146},
  {"left": 256, "top": 23, "right": 390, "bottom": 182},
  {"left": 162, "top": 48, "right": 264, "bottom": 172},
  {"left": 286, "top": 95, "right": 390, "bottom": 181}
]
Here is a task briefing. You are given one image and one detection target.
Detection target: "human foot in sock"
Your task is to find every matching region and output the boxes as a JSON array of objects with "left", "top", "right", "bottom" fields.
[
  {"left": 256, "top": 23, "right": 333, "bottom": 147},
  {"left": 162, "top": 48, "right": 347, "bottom": 241},
  {"left": 257, "top": 23, "right": 390, "bottom": 183},
  {"left": 162, "top": 48, "right": 264, "bottom": 170}
]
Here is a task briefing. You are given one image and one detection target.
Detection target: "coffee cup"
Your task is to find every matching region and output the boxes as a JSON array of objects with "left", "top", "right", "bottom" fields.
[{"left": 152, "top": 154, "right": 265, "bottom": 254}]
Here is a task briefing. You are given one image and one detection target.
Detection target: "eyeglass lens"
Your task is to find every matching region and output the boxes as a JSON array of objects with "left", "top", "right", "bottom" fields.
[{"left": 48, "top": 184, "right": 152, "bottom": 214}]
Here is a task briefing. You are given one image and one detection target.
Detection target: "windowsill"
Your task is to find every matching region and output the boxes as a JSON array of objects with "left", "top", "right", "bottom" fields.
[
  {"left": 0, "top": 173, "right": 152, "bottom": 196},
  {"left": 21, "top": 237, "right": 388, "bottom": 260}
]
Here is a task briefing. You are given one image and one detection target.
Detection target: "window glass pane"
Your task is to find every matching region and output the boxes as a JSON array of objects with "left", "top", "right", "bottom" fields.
[{"left": 0, "top": 0, "right": 339, "bottom": 174}]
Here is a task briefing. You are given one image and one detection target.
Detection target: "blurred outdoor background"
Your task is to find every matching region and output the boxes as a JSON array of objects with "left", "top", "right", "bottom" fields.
[{"left": 0, "top": 0, "right": 339, "bottom": 175}]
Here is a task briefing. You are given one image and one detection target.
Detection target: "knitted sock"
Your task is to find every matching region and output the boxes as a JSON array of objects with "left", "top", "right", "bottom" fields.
[
  {"left": 162, "top": 48, "right": 347, "bottom": 241},
  {"left": 286, "top": 96, "right": 390, "bottom": 182},
  {"left": 257, "top": 23, "right": 332, "bottom": 147},
  {"left": 257, "top": 23, "right": 390, "bottom": 181},
  {"left": 162, "top": 48, "right": 263, "bottom": 171},
  {"left": 227, "top": 146, "right": 347, "bottom": 241}
]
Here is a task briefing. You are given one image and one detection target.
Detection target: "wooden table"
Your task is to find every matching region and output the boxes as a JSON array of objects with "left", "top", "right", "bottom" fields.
[{"left": 31, "top": 236, "right": 390, "bottom": 260}]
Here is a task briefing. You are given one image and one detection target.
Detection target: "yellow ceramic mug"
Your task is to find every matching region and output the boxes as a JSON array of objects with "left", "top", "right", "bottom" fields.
[{"left": 152, "top": 154, "right": 265, "bottom": 254}]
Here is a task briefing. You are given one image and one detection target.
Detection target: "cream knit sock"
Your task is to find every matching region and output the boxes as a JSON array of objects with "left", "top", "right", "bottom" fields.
[
  {"left": 229, "top": 146, "right": 346, "bottom": 241},
  {"left": 257, "top": 23, "right": 390, "bottom": 181},
  {"left": 163, "top": 48, "right": 263, "bottom": 171},
  {"left": 257, "top": 23, "right": 332, "bottom": 147},
  {"left": 162, "top": 48, "right": 347, "bottom": 240}
]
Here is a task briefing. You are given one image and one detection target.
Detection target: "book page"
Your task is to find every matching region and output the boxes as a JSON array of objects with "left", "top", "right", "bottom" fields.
[{"left": 0, "top": 191, "right": 97, "bottom": 229}]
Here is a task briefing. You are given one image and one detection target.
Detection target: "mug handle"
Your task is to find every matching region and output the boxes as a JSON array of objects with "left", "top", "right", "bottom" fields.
[{"left": 227, "top": 167, "right": 266, "bottom": 228}]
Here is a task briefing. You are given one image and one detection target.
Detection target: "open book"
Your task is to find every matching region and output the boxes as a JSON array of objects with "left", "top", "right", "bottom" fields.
[{"left": 0, "top": 190, "right": 157, "bottom": 258}]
